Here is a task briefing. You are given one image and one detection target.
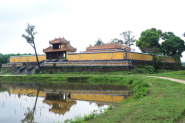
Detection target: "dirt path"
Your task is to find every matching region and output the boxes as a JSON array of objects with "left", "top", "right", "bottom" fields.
[{"left": 147, "top": 76, "right": 185, "bottom": 84}]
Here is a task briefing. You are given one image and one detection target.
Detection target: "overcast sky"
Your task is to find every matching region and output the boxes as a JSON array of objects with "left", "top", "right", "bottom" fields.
[{"left": 1, "top": 0, "right": 185, "bottom": 61}]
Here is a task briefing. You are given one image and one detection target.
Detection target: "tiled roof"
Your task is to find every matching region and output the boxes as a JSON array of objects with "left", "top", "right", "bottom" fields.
[
  {"left": 49, "top": 37, "right": 70, "bottom": 44},
  {"left": 43, "top": 44, "right": 76, "bottom": 52},
  {"left": 84, "top": 42, "right": 131, "bottom": 52}
]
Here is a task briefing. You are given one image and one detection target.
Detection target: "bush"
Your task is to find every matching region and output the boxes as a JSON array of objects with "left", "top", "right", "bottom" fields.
[
  {"left": 133, "top": 68, "right": 148, "bottom": 74},
  {"left": 144, "top": 65, "right": 155, "bottom": 74},
  {"left": 131, "top": 79, "right": 149, "bottom": 99}
]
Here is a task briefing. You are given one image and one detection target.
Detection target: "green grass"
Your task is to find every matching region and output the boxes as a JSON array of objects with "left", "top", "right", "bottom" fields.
[
  {"left": 44, "top": 72, "right": 185, "bottom": 123},
  {"left": 86, "top": 75, "right": 185, "bottom": 123},
  {"left": 152, "top": 70, "right": 185, "bottom": 80}
]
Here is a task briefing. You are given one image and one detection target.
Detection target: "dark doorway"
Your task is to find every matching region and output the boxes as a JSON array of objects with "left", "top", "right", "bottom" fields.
[{"left": 46, "top": 51, "right": 66, "bottom": 59}]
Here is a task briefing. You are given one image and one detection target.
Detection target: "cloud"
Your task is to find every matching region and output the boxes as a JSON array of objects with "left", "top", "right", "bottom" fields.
[
  {"left": 0, "top": 0, "right": 70, "bottom": 23},
  {"left": 1, "top": 0, "right": 185, "bottom": 61}
]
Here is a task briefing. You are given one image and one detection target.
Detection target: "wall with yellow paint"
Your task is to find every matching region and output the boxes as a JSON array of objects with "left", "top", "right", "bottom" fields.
[
  {"left": 9, "top": 54, "right": 46, "bottom": 63},
  {"left": 67, "top": 51, "right": 175, "bottom": 63},
  {"left": 67, "top": 52, "right": 124, "bottom": 61},
  {"left": 8, "top": 51, "right": 175, "bottom": 63},
  {"left": 127, "top": 52, "right": 175, "bottom": 62},
  {"left": 127, "top": 52, "right": 153, "bottom": 61}
]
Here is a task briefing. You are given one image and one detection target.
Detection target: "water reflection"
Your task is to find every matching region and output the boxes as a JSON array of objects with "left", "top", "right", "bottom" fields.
[
  {"left": 0, "top": 82, "right": 131, "bottom": 123},
  {"left": 21, "top": 87, "right": 40, "bottom": 123}
]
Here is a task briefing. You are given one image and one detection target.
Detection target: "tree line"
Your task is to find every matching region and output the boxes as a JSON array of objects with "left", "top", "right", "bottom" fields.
[{"left": 0, "top": 53, "right": 34, "bottom": 69}]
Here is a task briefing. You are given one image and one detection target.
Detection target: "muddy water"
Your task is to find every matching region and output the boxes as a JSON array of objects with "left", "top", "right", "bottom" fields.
[{"left": 0, "top": 82, "right": 131, "bottom": 123}]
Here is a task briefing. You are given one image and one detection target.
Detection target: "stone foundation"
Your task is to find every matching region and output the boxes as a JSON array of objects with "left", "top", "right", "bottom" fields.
[{"left": 42, "top": 66, "right": 132, "bottom": 73}]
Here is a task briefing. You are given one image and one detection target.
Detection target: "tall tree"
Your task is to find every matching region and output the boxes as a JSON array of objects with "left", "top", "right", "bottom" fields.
[
  {"left": 22, "top": 23, "right": 41, "bottom": 72},
  {"left": 120, "top": 30, "right": 136, "bottom": 48},
  {"left": 136, "top": 28, "right": 162, "bottom": 53},
  {"left": 161, "top": 35, "right": 185, "bottom": 62},
  {"left": 94, "top": 38, "right": 103, "bottom": 46}
]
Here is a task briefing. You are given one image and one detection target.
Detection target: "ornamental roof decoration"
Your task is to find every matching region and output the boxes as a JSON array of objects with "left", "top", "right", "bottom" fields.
[
  {"left": 43, "top": 44, "right": 76, "bottom": 52},
  {"left": 84, "top": 41, "right": 131, "bottom": 52},
  {"left": 49, "top": 37, "right": 70, "bottom": 44},
  {"left": 43, "top": 37, "right": 77, "bottom": 53}
]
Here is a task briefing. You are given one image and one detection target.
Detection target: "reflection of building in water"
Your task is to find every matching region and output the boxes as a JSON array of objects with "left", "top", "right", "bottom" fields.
[
  {"left": 43, "top": 93, "right": 76, "bottom": 115},
  {"left": 9, "top": 88, "right": 46, "bottom": 97},
  {"left": 7, "top": 87, "right": 77, "bottom": 115},
  {"left": 70, "top": 93, "right": 126, "bottom": 103},
  {"left": 6, "top": 86, "right": 131, "bottom": 114}
]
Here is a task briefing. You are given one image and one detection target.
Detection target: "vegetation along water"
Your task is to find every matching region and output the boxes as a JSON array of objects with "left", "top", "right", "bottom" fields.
[{"left": 1, "top": 70, "right": 185, "bottom": 122}]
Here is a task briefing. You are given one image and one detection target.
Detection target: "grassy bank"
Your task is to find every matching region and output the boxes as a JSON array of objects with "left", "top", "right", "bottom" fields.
[
  {"left": 86, "top": 75, "right": 185, "bottom": 123},
  {"left": 46, "top": 72, "right": 185, "bottom": 123}
]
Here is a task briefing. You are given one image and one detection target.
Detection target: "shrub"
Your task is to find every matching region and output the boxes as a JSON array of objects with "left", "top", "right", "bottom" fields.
[{"left": 144, "top": 65, "right": 155, "bottom": 74}]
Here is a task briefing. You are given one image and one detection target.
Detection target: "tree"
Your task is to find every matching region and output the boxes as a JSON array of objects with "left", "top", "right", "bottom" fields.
[
  {"left": 161, "top": 32, "right": 175, "bottom": 40},
  {"left": 160, "top": 36, "right": 185, "bottom": 62},
  {"left": 21, "top": 87, "right": 40, "bottom": 123},
  {"left": 94, "top": 38, "right": 103, "bottom": 46},
  {"left": 22, "top": 23, "right": 41, "bottom": 72},
  {"left": 136, "top": 28, "right": 162, "bottom": 53},
  {"left": 120, "top": 30, "right": 136, "bottom": 48},
  {"left": 142, "top": 47, "right": 165, "bottom": 71},
  {"left": 110, "top": 38, "right": 123, "bottom": 44}
]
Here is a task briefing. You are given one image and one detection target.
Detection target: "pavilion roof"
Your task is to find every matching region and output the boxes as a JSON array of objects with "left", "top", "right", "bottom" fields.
[
  {"left": 49, "top": 37, "right": 70, "bottom": 44},
  {"left": 43, "top": 100, "right": 76, "bottom": 115},
  {"left": 43, "top": 44, "right": 76, "bottom": 52}
]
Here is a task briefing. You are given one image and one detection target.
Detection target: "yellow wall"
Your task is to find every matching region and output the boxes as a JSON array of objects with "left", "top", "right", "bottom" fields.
[
  {"left": 8, "top": 51, "right": 175, "bottom": 63},
  {"left": 127, "top": 52, "right": 175, "bottom": 62},
  {"left": 10, "top": 54, "right": 46, "bottom": 63},
  {"left": 67, "top": 52, "right": 124, "bottom": 61},
  {"left": 127, "top": 52, "right": 153, "bottom": 61},
  {"left": 67, "top": 51, "right": 175, "bottom": 63}
]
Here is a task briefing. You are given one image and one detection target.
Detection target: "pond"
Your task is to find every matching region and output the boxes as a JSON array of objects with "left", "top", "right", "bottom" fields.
[{"left": 0, "top": 82, "right": 131, "bottom": 123}]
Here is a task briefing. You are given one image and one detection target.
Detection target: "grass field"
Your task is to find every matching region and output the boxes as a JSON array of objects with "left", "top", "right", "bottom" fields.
[{"left": 152, "top": 70, "right": 185, "bottom": 80}]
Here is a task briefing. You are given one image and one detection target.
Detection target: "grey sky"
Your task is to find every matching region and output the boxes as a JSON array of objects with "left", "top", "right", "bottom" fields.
[{"left": 1, "top": 0, "right": 185, "bottom": 61}]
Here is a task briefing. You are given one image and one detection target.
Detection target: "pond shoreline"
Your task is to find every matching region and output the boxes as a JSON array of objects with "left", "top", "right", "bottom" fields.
[{"left": 1, "top": 71, "right": 185, "bottom": 122}]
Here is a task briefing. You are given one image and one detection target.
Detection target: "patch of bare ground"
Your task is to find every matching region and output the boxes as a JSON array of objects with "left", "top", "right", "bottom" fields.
[
  {"left": 147, "top": 76, "right": 185, "bottom": 84},
  {"left": 156, "top": 93, "right": 164, "bottom": 100},
  {"left": 145, "top": 103, "right": 150, "bottom": 105}
]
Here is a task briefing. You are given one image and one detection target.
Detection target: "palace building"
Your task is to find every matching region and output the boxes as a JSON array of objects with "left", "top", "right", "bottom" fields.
[
  {"left": 43, "top": 37, "right": 76, "bottom": 59},
  {"left": 2, "top": 37, "right": 176, "bottom": 72}
]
